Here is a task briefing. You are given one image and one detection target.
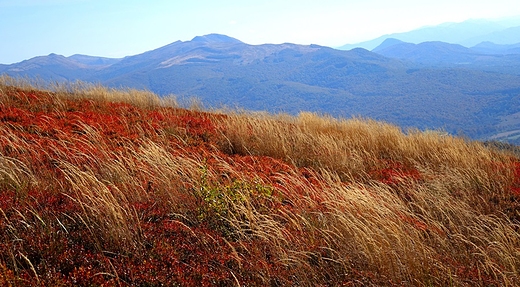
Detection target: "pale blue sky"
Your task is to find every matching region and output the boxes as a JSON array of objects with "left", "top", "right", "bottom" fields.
[{"left": 1, "top": 0, "right": 519, "bottom": 64}]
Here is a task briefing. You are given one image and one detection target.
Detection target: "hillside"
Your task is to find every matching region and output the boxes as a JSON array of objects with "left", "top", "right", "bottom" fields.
[
  {"left": 3, "top": 34, "right": 520, "bottom": 143},
  {"left": 1, "top": 77, "right": 519, "bottom": 286}
]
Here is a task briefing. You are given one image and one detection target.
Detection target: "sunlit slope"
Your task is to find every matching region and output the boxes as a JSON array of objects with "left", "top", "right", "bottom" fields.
[{"left": 1, "top": 78, "right": 519, "bottom": 286}]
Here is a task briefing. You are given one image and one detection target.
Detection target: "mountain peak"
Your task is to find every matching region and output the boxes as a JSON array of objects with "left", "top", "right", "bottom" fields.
[
  {"left": 372, "top": 38, "right": 406, "bottom": 52},
  {"left": 190, "top": 34, "right": 242, "bottom": 44},
  {"left": 47, "top": 53, "right": 64, "bottom": 58}
]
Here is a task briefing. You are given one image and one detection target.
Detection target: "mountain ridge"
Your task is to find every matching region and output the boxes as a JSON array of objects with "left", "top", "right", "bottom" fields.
[{"left": 67, "top": 54, "right": 122, "bottom": 66}]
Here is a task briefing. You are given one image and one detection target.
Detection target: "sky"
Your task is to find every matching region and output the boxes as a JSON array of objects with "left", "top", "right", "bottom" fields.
[{"left": 1, "top": 0, "right": 520, "bottom": 64}]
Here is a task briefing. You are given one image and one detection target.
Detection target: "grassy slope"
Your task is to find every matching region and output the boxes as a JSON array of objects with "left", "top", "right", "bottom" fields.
[{"left": 0, "top": 77, "right": 519, "bottom": 286}]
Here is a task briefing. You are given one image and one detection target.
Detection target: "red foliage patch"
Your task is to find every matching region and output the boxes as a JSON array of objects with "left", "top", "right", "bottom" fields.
[
  {"left": 0, "top": 87, "right": 306, "bottom": 286},
  {"left": 510, "top": 162, "right": 520, "bottom": 198},
  {"left": 370, "top": 159, "right": 422, "bottom": 185}
]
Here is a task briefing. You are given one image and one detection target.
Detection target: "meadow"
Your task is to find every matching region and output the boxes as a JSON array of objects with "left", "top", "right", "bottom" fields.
[{"left": 0, "top": 76, "right": 519, "bottom": 286}]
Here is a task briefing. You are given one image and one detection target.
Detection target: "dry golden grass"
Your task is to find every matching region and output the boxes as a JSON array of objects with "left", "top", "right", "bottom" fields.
[
  {"left": 0, "top": 74, "right": 166, "bottom": 109},
  {"left": 216, "top": 110, "right": 520, "bottom": 285}
]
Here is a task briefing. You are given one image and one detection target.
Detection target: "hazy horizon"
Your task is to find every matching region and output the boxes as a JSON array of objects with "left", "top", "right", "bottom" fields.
[{"left": 1, "top": 0, "right": 520, "bottom": 64}]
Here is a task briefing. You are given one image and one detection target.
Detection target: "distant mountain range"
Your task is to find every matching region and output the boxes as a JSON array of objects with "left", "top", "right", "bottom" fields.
[
  {"left": 339, "top": 17, "right": 520, "bottom": 50},
  {"left": 2, "top": 28, "right": 520, "bottom": 144}
]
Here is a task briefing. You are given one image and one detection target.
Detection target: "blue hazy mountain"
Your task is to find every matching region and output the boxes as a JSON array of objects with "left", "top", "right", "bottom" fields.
[
  {"left": 371, "top": 38, "right": 520, "bottom": 76},
  {"left": 339, "top": 18, "right": 520, "bottom": 50},
  {"left": 0, "top": 53, "right": 121, "bottom": 81},
  {"left": 462, "top": 26, "right": 520, "bottom": 46},
  {"left": 373, "top": 39, "right": 484, "bottom": 65},
  {"left": 471, "top": 41, "right": 520, "bottom": 54}
]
